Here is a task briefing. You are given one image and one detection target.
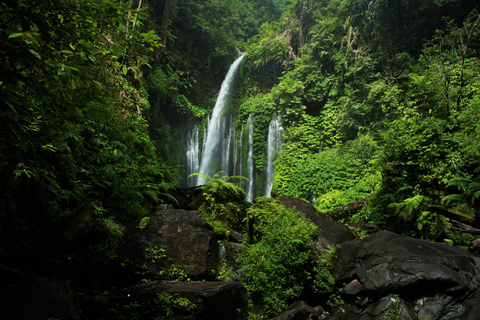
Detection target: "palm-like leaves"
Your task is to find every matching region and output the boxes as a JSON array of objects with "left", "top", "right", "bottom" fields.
[{"left": 188, "top": 171, "right": 249, "bottom": 193}]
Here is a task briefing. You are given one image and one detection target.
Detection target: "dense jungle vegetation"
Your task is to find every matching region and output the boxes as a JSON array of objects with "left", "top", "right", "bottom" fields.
[{"left": 1, "top": 0, "right": 480, "bottom": 317}]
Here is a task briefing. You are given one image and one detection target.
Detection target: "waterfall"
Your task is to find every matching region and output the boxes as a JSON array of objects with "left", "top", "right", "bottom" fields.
[
  {"left": 245, "top": 115, "right": 255, "bottom": 201},
  {"left": 202, "top": 116, "right": 209, "bottom": 158},
  {"left": 183, "top": 119, "right": 200, "bottom": 187},
  {"left": 236, "top": 124, "right": 244, "bottom": 180},
  {"left": 223, "top": 114, "right": 237, "bottom": 176},
  {"left": 197, "top": 54, "right": 245, "bottom": 185},
  {"left": 264, "top": 115, "right": 283, "bottom": 197}
]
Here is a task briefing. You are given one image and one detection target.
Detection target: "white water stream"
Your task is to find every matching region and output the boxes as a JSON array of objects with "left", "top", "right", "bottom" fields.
[
  {"left": 264, "top": 115, "right": 283, "bottom": 197},
  {"left": 245, "top": 115, "right": 255, "bottom": 200},
  {"left": 197, "top": 54, "right": 245, "bottom": 185}
]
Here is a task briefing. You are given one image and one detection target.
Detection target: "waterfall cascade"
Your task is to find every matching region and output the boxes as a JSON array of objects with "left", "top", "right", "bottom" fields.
[
  {"left": 245, "top": 115, "right": 255, "bottom": 201},
  {"left": 181, "top": 54, "right": 284, "bottom": 200},
  {"left": 197, "top": 54, "right": 245, "bottom": 185},
  {"left": 183, "top": 119, "right": 200, "bottom": 187},
  {"left": 264, "top": 115, "right": 283, "bottom": 197}
]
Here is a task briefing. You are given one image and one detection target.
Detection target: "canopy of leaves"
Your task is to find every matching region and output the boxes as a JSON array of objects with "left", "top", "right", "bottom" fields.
[
  {"left": 0, "top": 0, "right": 176, "bottom": 248},
  {"left": 238, "top": 0, "right": 480, "bottom": 240}
]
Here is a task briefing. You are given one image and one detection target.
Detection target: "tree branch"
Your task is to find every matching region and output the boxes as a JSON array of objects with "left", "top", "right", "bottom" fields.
[
  {"left": 428, "top": 205, "right": 477, "bottom": 227},
  {"left": 449, "top": 220, "right": 480, "bottom": 235}
]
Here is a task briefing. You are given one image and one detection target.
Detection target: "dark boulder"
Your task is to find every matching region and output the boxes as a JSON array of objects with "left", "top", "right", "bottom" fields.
[
  {"left": 277, "top": 197, "right": 356, "bottom": 250},
  {"left": 326, "top": 294, "right": 417, "bottom": 320},
  {"left": 79, "top": 280, "right": 248, "bottom": 320},
  {"left": 126, "top": 207, "right": 219, "bottom": 279},
  {"left": 269, "top": 300, "right": 322, "bottom": 320},
  {"left": 469, "top": 237, "right": 480, "bottom": 254},
  {"left": 327, "top": 230, "right": 480, "bottom": 319},
  {"left": 0, "top": 264, "right": 78, "bottom": 320}
]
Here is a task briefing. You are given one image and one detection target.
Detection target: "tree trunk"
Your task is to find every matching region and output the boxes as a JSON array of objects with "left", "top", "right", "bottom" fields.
[
  {"left": 155, "top": 0, "right": 171, "bottom": 63},
  {"left": 449, "top": 220, "right": 480, "bottom": 235}
]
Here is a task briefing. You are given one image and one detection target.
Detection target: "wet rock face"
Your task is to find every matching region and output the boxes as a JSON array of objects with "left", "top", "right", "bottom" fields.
[
  {"left": 277, "top": 196, "right": 356, "bottom": 250},
  {"left": 328, "top": 230, "right": 480, "bottom": 320},
  {"left": 128, "top": 207, "right": 219, "bottom": 279}
]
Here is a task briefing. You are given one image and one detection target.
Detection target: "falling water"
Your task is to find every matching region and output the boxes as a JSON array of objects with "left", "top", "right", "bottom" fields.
[
  {"left": 197, "top": 54, "right": 245, "bottom": 185},
  {"left": 236, "top": 124, "right": 244, "bottom": 179},
  {"left": 202, "top": 116, "right": 209, "bottom": 158},
  {"left": 245, "top": 115, "right": 255, "bottom": 201},
  {"left": 264, "top": 115, "right": 283, "bottom": 197},
  {"left": 183, "top": 119, "right": 200, "bottom": 187},
  {"left": 223, "top": 114, "right": 238, "bottom": 176}
]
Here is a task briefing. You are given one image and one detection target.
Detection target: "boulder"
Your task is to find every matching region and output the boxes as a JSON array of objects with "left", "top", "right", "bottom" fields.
[
  {"left": 269, "top": 300, "right": 321, "bottom": 320},
  {"left": 277, "top": 197, "right": 356, "bottom": 250},
  {"left": 0, "top": 264, "right": 78, "bottom": 320},
  {"left": 79, "top": 280, "right": 248, "bottom": 320},
  {"left": 326, "top": 294, "right": 417, "bottom": 320},
  {"left": 126, "top": 207, "right": 219, "bottom": 279},
  {"left": 327, "top": 230, "right": 480, "bottom": 319},
  {"left": 469, "top": 236, "right": 480, "bottom": 254}
]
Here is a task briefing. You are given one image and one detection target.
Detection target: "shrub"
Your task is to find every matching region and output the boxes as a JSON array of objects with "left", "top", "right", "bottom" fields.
[
  {"left": 189, "top": 171, "right": 250, "bottom": 236},
  {"left": 238, "top": 197, "right": 318, "bottom": 316}
]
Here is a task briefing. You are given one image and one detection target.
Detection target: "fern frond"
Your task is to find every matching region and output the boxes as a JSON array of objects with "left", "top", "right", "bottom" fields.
[
  {"left": 225, "top": 175, "right": 250, "bottom": 182},
  {"left": 472, "top": 190, "right": 480, "bottom": 205},
  {"left": 405, "top": 195, "right": 423, "bottom": 209},
  {"left": 397, "top": 185, "right": 413, "bottom": 193},
  {"left": 159, "top": 192, "right": 179, "bottom": 204},
  {"left": 446, "top": 177, "right": 471, "bottom": 191},
  {"left": 467, "top": 181, "right": 480, "bottom": 194},
  {"left": 142, "top": 190, "right": 160, "bottom": 202},
  {"left": 188, "top": 172, "right": 211, "bottom": 181},
  {"left": 442, "top": 194, "right": 465, "bottom": 207},
  {"left": 388, "top": 195, "right": 424, "bottom": 221},
  {"left": 212, "top": 171, "right": 226, "bottom": 180}
]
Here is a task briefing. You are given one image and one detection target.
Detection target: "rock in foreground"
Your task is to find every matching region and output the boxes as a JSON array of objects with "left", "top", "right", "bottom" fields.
[
  {"left": 327, "top": 230, "right": 480, "bottom": 319},
  {"left": 79, "top": 280, "right": 248, "bottom": 320}
]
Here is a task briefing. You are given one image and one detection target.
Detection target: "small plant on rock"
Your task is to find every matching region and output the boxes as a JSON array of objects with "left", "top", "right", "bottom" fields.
[{"left": 189, "top": 171, "right": 250, "bottom": 236}]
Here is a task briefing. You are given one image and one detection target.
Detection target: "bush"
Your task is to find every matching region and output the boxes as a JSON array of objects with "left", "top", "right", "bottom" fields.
[
  {"left": 238, "top": 197, "right": 319, "bottom": 316},
  {"left": 190, "top": 172, "right": 250, "bottom": 236}
]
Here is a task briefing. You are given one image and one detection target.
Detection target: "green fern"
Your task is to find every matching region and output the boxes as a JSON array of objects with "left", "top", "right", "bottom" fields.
[
  {"left": 388, "top": 195, "right": 424, "bottom": 221},
  {"left": 188, "top": 171, "right": 249, "bottom": 187},
  {"left": 444, "top": 176, "right": 480, "bottom": 208},
  {"left": 188, "top": 171, "right": 250, "bottom": 236}
]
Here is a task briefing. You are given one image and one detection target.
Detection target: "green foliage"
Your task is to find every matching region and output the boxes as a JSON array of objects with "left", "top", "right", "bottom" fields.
[
  {"left": 384, "top": 295, "right": 401, "bottom": 320},
  {"left": 243, "top": 21, "right": 293, "bottom": 89},
  {"left": 444, "top": 227, "right": 477, "bottom": 247},
  {"left": 275, "top": 133, "right": 379, "bottom": 211},
  {"left": 106, "top": 291, "right": 196, "bottom": 320},
  {"left": 238, "top": 197, "right": 319, "bottom": 316},
  {"left": 0, "top": 0, "right": 179, "bottom": 249},
  {"left": 312, "top": 247, "right": 336, "bottom": 296},
  {"left": 271, "top": 73, "right": 307, "bottom": 123},
  {"left": 189, "top": 172, "right": 250, "bottom": 235},
  {"left": 272, "top": 115, "right": 321, "bottom": 196},
  {"left": 156, "top": 293, "right": 196, "bottom": 319},
  {"left": 216, "top": 258, "right": 236, "bottom": 282},
  {"left": 444, "top": 176, "right": 480, "bottom": 208},
  {"left": 239, "top": 95, "right": 278, "bottom": 174},
  {"left": 385, "top": 195, "right": 446, "bottom": 239},
  {"left": 138, "top": 216, "right": 150, "bottom": 230},
  {"left": 387, "top": 195, "right": 426, "bottom": 222}
]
